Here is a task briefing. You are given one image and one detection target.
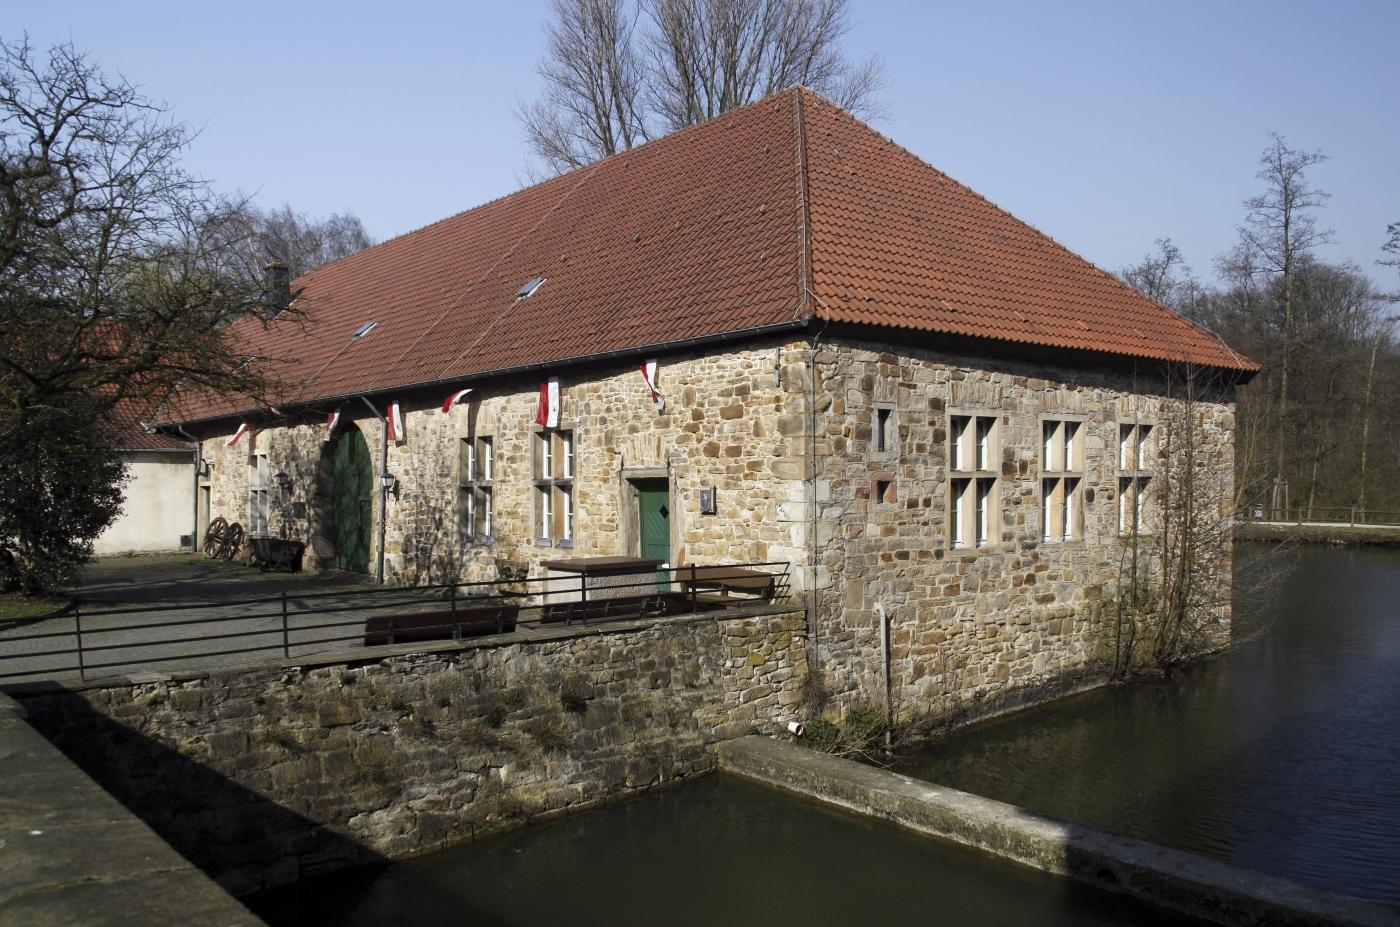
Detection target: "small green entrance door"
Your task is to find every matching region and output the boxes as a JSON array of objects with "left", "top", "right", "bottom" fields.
[
  {"left": 636, "top": 479, "right": 670, "bottom": 563},
  {"left": 330, "top": 426, "right": 373, "bottom": 572}
]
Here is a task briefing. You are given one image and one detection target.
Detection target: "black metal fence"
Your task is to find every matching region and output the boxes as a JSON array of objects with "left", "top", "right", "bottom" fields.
[{"left": 0, "top": 562, "right": 792, "bottom": 684}]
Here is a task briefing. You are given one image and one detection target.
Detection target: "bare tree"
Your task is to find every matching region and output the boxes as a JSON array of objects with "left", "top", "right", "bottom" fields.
[
  {"left": 0, "top": 38, "right": 283, "bottom": 590},
  {"left": 519, "top": 0, "right": 649, "bottom": 174},
  {"left": 1382, "top": 222, "right": 1400, "bottom": 268},
  {"left": 1227, "top": 134, "right": 1331, "bottom": 516},
  {"left": 520, "top": 0, "right": 883, "bottom": 174},
  {"left": 1120, "top": 237, "right": 1214, "bottom": 322},
  {"left": 643, "top": 0, "right": 884, "bottom": 130},
  {"left": 224, "top": 203, "right": 373, "bottom": 280}
]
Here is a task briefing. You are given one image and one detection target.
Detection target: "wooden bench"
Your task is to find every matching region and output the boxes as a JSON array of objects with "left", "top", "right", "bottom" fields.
[
  {"left": 536, "top": 593, "right": 672, "bottom": 626},
  {"left": 680, "top": 566, "right": 779, "bottom": 603},
  {"left": 364, "top": 602, "right": 518, "bottom": 646}
]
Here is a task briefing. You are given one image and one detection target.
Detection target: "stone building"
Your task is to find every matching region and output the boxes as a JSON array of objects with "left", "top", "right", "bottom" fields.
[{"left": 171, "top": 88, "right": 1255, "bottom": 722}]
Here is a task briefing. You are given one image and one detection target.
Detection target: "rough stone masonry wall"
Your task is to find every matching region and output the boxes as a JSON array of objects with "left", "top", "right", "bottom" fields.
[
  {"left": 13, "top": 609, "right": 807, "bottom": 897},
  {"left": 200, "top": 336, "right": 811, "bottom": 587},
  {"left": 810, "top": 336, "right": 1236, "bottom": 729}
]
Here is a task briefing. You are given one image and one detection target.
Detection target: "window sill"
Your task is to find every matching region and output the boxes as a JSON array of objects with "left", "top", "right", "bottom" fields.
[{"left": 557, "top": 539, "right": 575, "bottom": 549}]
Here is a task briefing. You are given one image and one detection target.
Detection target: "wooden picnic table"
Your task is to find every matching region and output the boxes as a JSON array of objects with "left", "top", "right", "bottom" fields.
[{"left": 680, "top": 565, "right": 778, "bottom": 600}]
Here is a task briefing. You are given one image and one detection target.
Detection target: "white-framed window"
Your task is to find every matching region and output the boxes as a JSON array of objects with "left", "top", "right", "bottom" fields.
[
  {"left": 534, "top": 427, "right": 575, "bottom": 545},
  {"left": 459, "top": 435, "right": 494, "bottom": 543},
  {"left": 1041, "top": 418, "right": 1084, "bottom": 542},
  {"left": 249, "top": 449, "right": 270, "bottom": 536},
  {"left": 949, "top": 413, "right": 998, "bottom": 549},
  {"left": 1118, "top": 422, "right": 1154, "bottom": 535}
]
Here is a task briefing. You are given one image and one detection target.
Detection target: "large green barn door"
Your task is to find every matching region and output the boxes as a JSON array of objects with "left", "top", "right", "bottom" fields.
[
  {"left": 331, "top": 427, "right": 372, "bottom": 573},
  {"left": 636, "top": 479, "right": 670, "bottom": 563}
]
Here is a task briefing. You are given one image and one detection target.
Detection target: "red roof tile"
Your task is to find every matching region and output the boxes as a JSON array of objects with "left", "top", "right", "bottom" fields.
[
  {"left": 108, "top": 395, "right": 193, "bottom": 451},
  {"left": 175, "top": 88, "right": 1253, "bottom": 424}
]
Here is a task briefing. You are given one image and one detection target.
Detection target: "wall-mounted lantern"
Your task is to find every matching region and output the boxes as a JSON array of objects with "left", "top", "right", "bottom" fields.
[
  {"left": 274, "top": 471, "right": 293, "bottom": 493},
  {"left": 380, "top": 472, "right": 399, "bottom": 497}
]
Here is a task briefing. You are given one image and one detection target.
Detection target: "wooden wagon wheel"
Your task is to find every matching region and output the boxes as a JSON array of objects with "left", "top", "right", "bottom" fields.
[
  {"left": 202, "top": 517, "right": 228, "bottom": 558},
  {"left": 219, "top": 522, "right": 245, "bottom": 561}
]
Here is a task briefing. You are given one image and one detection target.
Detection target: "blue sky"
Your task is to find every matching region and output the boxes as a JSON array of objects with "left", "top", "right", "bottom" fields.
[{"left": 12, "top": 0, "right": 1399, "bottom": 287}]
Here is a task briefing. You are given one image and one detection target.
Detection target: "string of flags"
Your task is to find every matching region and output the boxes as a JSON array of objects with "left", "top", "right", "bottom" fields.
[{"left": 240, "top": 362, "right": 659, "bottom": 450}]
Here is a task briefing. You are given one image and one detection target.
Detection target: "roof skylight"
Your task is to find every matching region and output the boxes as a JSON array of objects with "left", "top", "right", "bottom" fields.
[
  {"left": 352, "top": 321, "right": 377, "bottom": 338},
  {"left": 516, "top": 277, "right": 546, "bottom": 300}
]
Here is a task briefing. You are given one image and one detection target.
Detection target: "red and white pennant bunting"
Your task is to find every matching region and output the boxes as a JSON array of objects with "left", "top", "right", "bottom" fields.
[
  {"left": 535, "top": 377, "right": 560, "bottom": 428},
  {"left": 324, "top": 410, "right": 341, "bottom": 442},
  {"left": 639, "top": 359, "right": 665, "bottom": 411},
  {"left": 225, "top": 422, "right": 249, "bottom": 447},
  {"left": 441, "top": 387, "right": 472, "bottom": 414},
  {"left": 387, "top": 401, "right": 405, "bottom": 443}
]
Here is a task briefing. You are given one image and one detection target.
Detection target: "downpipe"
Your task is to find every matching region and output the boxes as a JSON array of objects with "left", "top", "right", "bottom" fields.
[
  {"left": 173, "top": 426, "right": 202, "bottom": 552},
  {"left": 875, "top": 601, "right": 892, "bottom": 751}
]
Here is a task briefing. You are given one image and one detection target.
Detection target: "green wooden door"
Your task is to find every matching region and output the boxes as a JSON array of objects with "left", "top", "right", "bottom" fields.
[
  {"left": 636, "top": 479, "right": 670, "bottom": 563},
  {"left": 331, "top": 427, "right": 372, "bottom": 572}
]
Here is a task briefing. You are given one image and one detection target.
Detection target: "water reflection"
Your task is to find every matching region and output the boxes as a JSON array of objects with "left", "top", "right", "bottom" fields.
[{"left": 893, "top": 544, "right": 1400, "bottom": 906}]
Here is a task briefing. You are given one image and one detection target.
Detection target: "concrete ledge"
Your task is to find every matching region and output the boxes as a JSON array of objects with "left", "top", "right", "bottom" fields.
[
  {"left": 0, "top": 693, "right": 264, "bottom": 926},
  {"left": 717, "top": 735, "right": 1400, "bottom": 927},
  {"left": 1236, "top": 522, "right": 1400, "bottom": 547}
]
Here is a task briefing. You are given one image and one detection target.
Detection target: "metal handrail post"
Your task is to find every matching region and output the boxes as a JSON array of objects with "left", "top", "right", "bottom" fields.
[
  {"left": 74, "top": 603, "right": 86, "bottom": 680},
  {"left": 280, "top": 591, "right": 290, "bottom": 658}
]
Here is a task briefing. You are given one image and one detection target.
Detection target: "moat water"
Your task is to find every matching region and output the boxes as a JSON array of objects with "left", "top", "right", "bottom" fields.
[
  {"left": 249, "top": 773, "right": 1197, "bottom": 926},
  {"left": 893, "top": 544, "right": 1400, "bottom": 907},
  {"left": 250, "top": 544, "right": 1398, "bottom": 923}
]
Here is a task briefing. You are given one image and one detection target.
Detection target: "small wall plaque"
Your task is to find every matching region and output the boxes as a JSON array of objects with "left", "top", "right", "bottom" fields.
[{"left": 699, "top": 486, "right": 717, "bottom": 515}]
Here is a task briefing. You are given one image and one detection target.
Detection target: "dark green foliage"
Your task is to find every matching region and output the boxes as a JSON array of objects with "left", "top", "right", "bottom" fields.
[
  {"left": 0, "top": 413, "right": 125, "bottom": 593},
  {"left": 802, "top": 718, "right": 841, "bottom": 752}
]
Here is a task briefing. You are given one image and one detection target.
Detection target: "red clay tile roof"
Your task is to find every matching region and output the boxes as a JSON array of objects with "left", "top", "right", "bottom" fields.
[
  {"left": 174, "top": 88, "right": 1253, "bottom": 424},
  {"left": 108, "top": 395, "right": 193, "bottom": 451}
]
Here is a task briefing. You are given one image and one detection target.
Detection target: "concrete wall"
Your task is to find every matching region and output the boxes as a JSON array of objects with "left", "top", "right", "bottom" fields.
[
  {"left": 95, "top": 451, "right": 194, "bottom": 556},
  {"left": 12, "top": 608, "right": 807, "bottom": 897},
  {"left": 0, "top": 691, "right": 263, "bottom": 926}
]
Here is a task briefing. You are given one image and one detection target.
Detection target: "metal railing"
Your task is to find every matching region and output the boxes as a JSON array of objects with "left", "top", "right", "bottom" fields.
[
  {"left": 0, "top": 562, "right": 792, "bottom": 685},
  {"left": 1240, "top": 505, "right": 1400, "bottom": 527}
]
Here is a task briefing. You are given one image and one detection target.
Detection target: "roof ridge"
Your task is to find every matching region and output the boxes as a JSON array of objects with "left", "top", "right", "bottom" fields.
[
  {"left": 799, "top": 93, "right": 1256, "bottom": 370},
  {"left": 791, "top": 87, "right": 814, "bottom": 322}
]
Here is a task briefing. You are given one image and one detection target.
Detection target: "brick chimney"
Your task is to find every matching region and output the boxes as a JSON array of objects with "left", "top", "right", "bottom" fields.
[{"left": 264, "top": 261, "right": 292, "bottom": 319}]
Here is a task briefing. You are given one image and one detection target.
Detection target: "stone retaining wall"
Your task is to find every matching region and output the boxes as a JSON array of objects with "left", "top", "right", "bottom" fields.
[{"left": 11, "top": 608, "right": 806, "bottom": 897}]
